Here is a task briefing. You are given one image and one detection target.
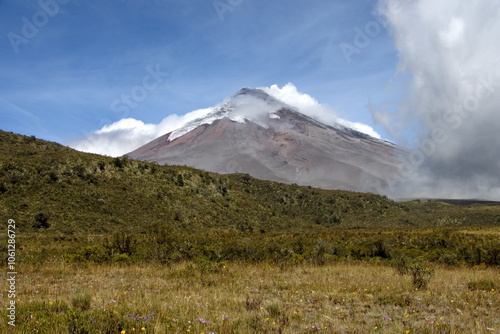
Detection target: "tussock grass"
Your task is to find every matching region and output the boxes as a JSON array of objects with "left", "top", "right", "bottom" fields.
[{"left": 2, "top": 260, "right": 498, "bottom": 333}]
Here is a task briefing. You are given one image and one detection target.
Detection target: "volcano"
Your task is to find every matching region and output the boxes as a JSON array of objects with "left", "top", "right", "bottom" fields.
[{"left": 127, "top": 88, "right": 404, "bottom": 192}]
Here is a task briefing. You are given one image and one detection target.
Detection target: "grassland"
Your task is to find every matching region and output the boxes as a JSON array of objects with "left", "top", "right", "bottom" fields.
[
  {"left": 1, "top": 252, "right": 499, "bottom": 333},
  {"left": 1, "top": 226, "right": 498, "bottom": 333},
  {"left": 0, "top": 130, "right": 499, "bottom": 333}
]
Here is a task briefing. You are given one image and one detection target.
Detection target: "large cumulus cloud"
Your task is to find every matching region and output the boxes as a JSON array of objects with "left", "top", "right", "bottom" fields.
[
  {"left": 377, "top": 0, "right": 500, "bottom": 200},
  {"left": 70, "top": 107, "right": 213, "bottom": 157}
]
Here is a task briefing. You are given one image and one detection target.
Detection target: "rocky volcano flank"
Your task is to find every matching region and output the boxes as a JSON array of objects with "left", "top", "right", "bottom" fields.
[{"left": 128, "top": 88, "right": 403, "bottom": 192}]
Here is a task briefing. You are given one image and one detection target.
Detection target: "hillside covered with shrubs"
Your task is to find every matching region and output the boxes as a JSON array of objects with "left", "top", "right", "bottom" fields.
[{"left": 1, "top": 130, "right": 499, "bottom": 235}]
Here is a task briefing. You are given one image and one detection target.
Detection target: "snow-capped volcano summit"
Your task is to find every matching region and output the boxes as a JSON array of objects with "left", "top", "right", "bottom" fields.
[
  {"left": 169, "top": 88, "right": 300, "bottom": 141},
  {"left": 128, "top": 88, "right": 404, "bottom": 192},
  {"left": 168, "top": 88, "right": 377, "bottom": 142}
]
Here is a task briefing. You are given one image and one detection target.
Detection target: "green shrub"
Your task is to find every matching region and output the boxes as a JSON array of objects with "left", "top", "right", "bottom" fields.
[
  {"left": 112, "top": 253, "right": 130, "bottom": 264},
  {"left": 71, "top": 293, "right": 92, "bottom": 311},
  {"left": 312, "top": 240, "right": 326, "bottom": 266},
  {"left": 467, "top": 279, "right": 496, "bottom": 291},
  {"left": 106, "top": 232, "right": 137, "bottom": 256},
  {"left": 245, "top": 295, "right": 263, "bottom": 311},
  {"left": 410, "top": 262, "right": 434, "bottom": 289},
  {"left": 97, "top": 161, "right": 106, "bottom": 171},
  {"left": 67, "top": 308, "right": 124, "bottom": 334},
  {"left": 392, "top": 256, "right": 434, "bottom": 289},
  {"left": 80, "top": 245, "right": 111, "bottom": 264},
  {"left": 291, "top": 253, "right": 305, "bottom": 265},
  {"left": 176, "top": 174, "right": 184, "bottom": 186},
  {"left": 266, "top": 302, "right": 283, "bottom": 318},
  {"left": 236, "top": 220, "right": 253, "bottom": 232},
  {"left": 328, "top": 212, "right": 342, "bottom": 225},
  {"left": 33, "top": 211, "right": 50, "bottom": 229},
  {"left": 246, "top": 315, "right": 265, "bottom": 331},
  {"left": 376, "top": 294, "right": 413, "bottom": 307},
  {"left": 111, "top": 156, "right": 129, "bottom": 169},
  {"left": 438, "top": 253, "right": 460, "bottom": 266},
  {"left": 196, "top": 258, "right": 224, "bottom": 275}
]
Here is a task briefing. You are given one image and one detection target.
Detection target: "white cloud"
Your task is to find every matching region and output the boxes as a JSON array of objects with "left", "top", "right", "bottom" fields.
[
  {"left": 69, "top": 107, "right": 213, "bottom": 157},
  {"left": 439, "top": 17, "right": 465, "bottom": 47},
  {"left": 260, "top": 83, "right": 382, "bottom": 139},
  {"left": 260, "top": 83, "right": 322, "bottom": 112},
  {"left": 70, "top": 83, "right": 382, "bottom": 157},
  {"left": 338, "top": 120, "right": 382, "bottom": 139},
  {"left": 377, "top": 0, "right": 500, "bottom": 200}
]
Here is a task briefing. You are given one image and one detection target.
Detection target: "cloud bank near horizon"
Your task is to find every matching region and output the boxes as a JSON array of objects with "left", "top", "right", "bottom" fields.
[
  {"left": 377, "top": 0, "right": 500, "bottom": 200},
  {"left": 69, "top": 83, "right": 382, "bottom": 157},
  {"left": 69, "top": 107, "right": 214, "bottom": 157}
]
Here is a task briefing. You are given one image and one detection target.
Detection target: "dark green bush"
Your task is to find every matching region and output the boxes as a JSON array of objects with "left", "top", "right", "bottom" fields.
[
  {"left": 392, "top": 256, "right": 434, "bottom": 289},
  {"left": 112, "top": 156, "right": 129, "bottom": 169},
  {"left": 106, "top": 232, "right": 137, "bottom": 256},
  {"left": 79, "top": 245, "right": 111, "bottom": 263},
  {"left": 467, "top": 279, "right": 496, "bottom": 291},
  {"left": 33, "top": 211, "right": 50, "bottom": 229}
]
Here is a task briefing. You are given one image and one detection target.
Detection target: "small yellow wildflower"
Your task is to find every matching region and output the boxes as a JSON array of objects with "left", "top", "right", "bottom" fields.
[
  {"left": 141, "top": 328, "right": 146, "bottom": 332},
  {"left": 121, "top": 331, "right": 126, "bottom": 334}
]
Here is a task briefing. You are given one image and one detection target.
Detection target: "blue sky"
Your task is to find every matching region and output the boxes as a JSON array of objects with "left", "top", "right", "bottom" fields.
[
  {"left": 0, "top": 0, "right": 400, "bottom": 145},
  {"left": 2, "top": 0, "right": 500, "bottom": 199}
]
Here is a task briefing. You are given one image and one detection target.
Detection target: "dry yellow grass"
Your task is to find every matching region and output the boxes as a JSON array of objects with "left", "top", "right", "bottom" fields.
[
  {"left": 458, "top": 226, "right": 500, "bottom": 236},
  {"left": 3, "top": 260, "right": 499, "bottom": 333}
]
